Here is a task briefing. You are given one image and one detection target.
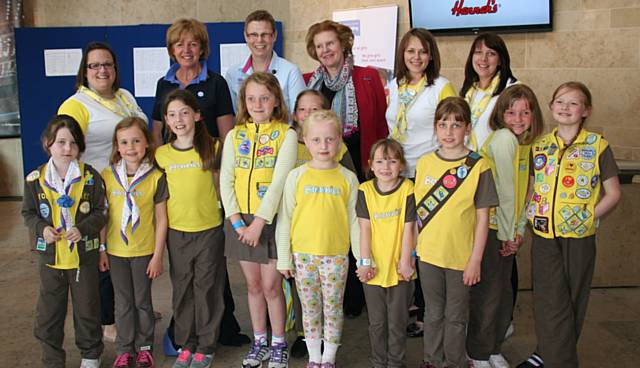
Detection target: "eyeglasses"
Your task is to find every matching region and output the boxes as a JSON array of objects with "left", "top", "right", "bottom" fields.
[
  {"left": 86, "top": 62, "right": 114, "bottom": 70},
  {"left": 246, "top": 32, "right": 274, "bottom": 41}
]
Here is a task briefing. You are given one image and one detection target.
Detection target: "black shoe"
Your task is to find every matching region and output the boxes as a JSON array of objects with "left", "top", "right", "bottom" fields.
[
  {"left": 406, "top": 322, "right": 424, "bottom": 338},
  {"left": 219, "top": 332, "right": 251, "bottom": 346},
  {"left": 516, "top": 352, "right": 544, "bottom": 368},
  {"left": 290, "top": 335, "right": 307, "bottom": 359}
]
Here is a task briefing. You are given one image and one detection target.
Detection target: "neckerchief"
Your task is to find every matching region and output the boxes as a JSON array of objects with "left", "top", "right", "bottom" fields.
[
  {"left": 43, "top": 158, "right": 81, "bottom": 251},
  {"left": 464, "top": 75, "right": 500, "bottom": 150},
  {"left": 111, "top": 159, "right": 155, "bottom": 245},
  {"left": 78, "top": 86, "right": 144, "bottom": 118},
  {"left": 307, "top": 54, "right": 359, "bottom": 137},
  {"left": 392, "top": 76, "right": 426, "bottom": 142}
]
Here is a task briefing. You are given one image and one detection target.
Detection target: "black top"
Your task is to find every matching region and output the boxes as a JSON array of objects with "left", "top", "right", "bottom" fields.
[{"left": 152, "top": 70, "right": 234, "bottom": 139}]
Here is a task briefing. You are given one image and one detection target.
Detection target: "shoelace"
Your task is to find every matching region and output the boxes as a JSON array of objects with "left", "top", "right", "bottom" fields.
[
  {"left": 114, "top": 353, "right": 132, "bottom": 366},
  {"left": 247, "top": 342, "right": 266, "bottom": 359},
  {"left": 270, "top": 343, "right": 287, "bottom": 362}
]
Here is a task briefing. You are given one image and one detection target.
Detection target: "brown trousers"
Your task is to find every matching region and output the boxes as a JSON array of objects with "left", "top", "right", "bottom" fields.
[
  {"left": 34, "top": 252, "right": 103, "bottom": 368},
  {"left": 532, "top": 235, "right": 596, "bottom": 368},
  {"left": 419, "top": 261, "right": 470, "bottom": 368},
  {"left": 467, "top": 230, "right": 514, "bottom": 359},
  {"left": 363, "top": 281, "right": 413, "bottom": 368},
  {"left": 167, "top": 226, "right": 225, "bottom": 354},
  {"left": 109, "top": 254, "right": 154, "bottom": 354}
]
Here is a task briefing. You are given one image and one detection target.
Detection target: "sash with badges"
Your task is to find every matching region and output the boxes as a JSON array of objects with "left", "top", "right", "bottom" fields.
[{"left": 416, "top": 152, "right": 481, "bottom": 233}]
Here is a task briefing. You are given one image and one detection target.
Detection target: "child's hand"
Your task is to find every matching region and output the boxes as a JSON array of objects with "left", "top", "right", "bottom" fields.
[
  {"left": 463, "top": 260, "right": 481, "bottom": 286},
  {"left": 500, "top": 234, "right": 523, "bottom": 256},
  {"left": 64, "top": 227, "right": 82, "bottom": 243},
  {"left": 43, "top": 226, "right": 61, "bottom": 244},
  {"left": 397, "top": 258, "right": 414, "bottom": 281},
  {"left": 98, "top": 251, "right": 109, "bottom": 272},
  {"left": 146, "top": 255, "right": 163, "bottom": 279},
  {"left": 279, "top": 269, "right": 294, "bottom": 279},
  {"left": 356, "top": 266, "right": 376, "bottom": 282},
  {"left": 239, "top": 218, "right": 266, "bottom": 247}
]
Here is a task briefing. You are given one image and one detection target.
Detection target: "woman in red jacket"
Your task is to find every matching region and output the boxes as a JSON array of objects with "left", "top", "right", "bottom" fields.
[{"left": 304, "top": 20, "right": 388, "bottom": 183}]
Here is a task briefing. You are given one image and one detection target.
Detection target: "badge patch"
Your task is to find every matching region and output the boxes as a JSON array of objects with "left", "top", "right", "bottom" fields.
[
  {"left": 197, "top": 91, "right": 204, "bottom": 97},
  {"left": 580, "top": 147, "right": 596, "bottom": 160},
  {"left": 417, "top": 206, "right": 429, "bottom": 220},
  {"left": 425, "top": 196, "right": 438, "bottom": 211},
  {"left": 259, "top": 134, "right": 269, "bottom": 145},
  {"left": 434, "top": 187, "right": 449, "bottom": 201},
  {"left": 586, "top": 134, "right": 597, "bottom": 144},
  {"left": 255, "top": 158, "right": 265, "bottom": 169},
  {"left": 538, "top": 198, "right": 550, "bottom": 215},
  {"left": 79, "top": 201, "right": 91, "bottom": 214},
  {"left": 579, "top": 162, "right": 595, "bottom": 171},
  {"left": 591, "top": 175, "right": 599, "bottom": 188},
  {"left": 560, "top": 205, "right": 574, "bottom": 220},
  {"left": 456, "top": 165, "right": 468, "bottom": 179},
  {"left": 526, "top": 203, "right": 536, "bottom": 219},
  {"left": 567, "top": 148, "right": 580, "bottom": 160},
  {"left": 36, "top": 237, "right": 47, "bottom": 251},
  {"left": 545, "top": 164, "right": 556, "bottom": 176},
  {"left": 39, "top": 203, "right": 50, "bottom": 218},
  {"left": 535, "top": 173, "right": 545, "bottom": 183},
  {"left": 236, "top": 130, "right": 247, "bottom": 140},
  {"left": 539, "top": 183, "right": 551, "bottom": 194},
  {"left": 270, "top": 130, "right": 280, "bottom": 140},
  {"left": 265, "top": 157, "right": 276, "bottom": 168},
  {"left": 577, "top": 175, "right": 589, "bottom": 186},
  {"left": 534, "top": 154, "right": 547, "bottom": 170},
  {"left": 239, "top": 157, "right": 250, "bottom": 168},
  {"left": 565, "top": 162, "right": 576, "bottom": 173},
  {"left": 442, "top": 175, "right": 457, "bottom": 189},
  {"left": 547, "top": 143, "right": 558, "bottom": 155},
  {"left": 238, "top": 139, "right": 251, "bottom": 155},
  {"left": 533, "top": 216, "right": 549, "bottom": 233},
  {"left": 27, "top": 170, "right": 40, "bottom": 182},
  {"left": 575, "top": 188, "right": 591, "bottom": 199},
  {"left": 256, "top": 184, "right": 269, "bottom": 199},
  {"left": 562, "top": 176, "right": 575, "bottom": 188}
]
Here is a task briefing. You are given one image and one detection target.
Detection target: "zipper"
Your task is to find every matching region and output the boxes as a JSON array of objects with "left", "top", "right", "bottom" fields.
[{"left": 246, "top": 124, "right": 259, "bottom": 213}]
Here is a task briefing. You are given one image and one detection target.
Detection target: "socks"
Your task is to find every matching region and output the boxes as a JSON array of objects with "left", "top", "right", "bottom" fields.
[
  {"left": 527, "top": 352, "right": 544, "bottom": 367},
  {"left": 254, "top": 331, "right": 267, "bottom": 346},
  {"left": 322, "top": 341, "right": 339, "bottom": 364},
  {"left": 305, "top": 338, "right": 322, "bottom": 363},
  {"left": 271, "top": 335, "right": 285, "bottom": 345}
]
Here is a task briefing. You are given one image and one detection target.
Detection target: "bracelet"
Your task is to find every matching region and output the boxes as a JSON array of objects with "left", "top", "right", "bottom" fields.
[
  {"left": 411, "top": 249, "right": 417, "bottom": 257},
  {"left": 99, "top": 243, "right": 107, "bottom": 252},
  {"left": 357, "top": 258, "right": 372, "bottom": 267},
  {"left": 231, "top": 219, "right": 246, "bottom": 230}
]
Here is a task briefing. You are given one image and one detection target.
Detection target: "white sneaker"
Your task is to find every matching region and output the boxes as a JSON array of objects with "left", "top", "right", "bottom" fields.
[
  {"left": 504, "top": 322, "right": 514, "bottom": 340},
  {"left": 489, "top": 354, "right": 510, "bottom": 368},
  {"left": 469, "top": 359, "right": 492, "bottom": 368},
  {"left": 80, "top": 358, "right": 101, "bottom": 368}
]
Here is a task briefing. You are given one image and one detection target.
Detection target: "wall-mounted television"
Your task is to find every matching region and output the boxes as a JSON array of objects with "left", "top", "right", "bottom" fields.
[{"left": 409, "top": 0, "right": 553, "bottom": 36}]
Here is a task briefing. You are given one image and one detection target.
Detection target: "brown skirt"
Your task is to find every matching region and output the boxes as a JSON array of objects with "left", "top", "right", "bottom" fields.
[{"left": 224, "top": 213, "right": 277, "bottom": 264}]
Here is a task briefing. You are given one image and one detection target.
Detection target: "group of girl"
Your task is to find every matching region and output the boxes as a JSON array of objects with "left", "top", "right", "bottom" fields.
[{"left": 23, "top": 28, "right": 620, "bottom": 368}]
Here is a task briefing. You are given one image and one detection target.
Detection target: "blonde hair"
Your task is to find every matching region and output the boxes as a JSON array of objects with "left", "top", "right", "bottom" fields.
[
  {"left": 166, "top": 18, "right": 210, "bottom": 61},
  {"left": 236, "top": 72, "right": 289, "bottom": 124},
  {"left": 302, "top": 109, "right": 342, "bottom": 138}
]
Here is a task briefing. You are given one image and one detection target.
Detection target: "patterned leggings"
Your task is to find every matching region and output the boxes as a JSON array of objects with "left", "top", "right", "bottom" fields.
[{"left": 293, "top": 253, "right": 349, "bottom": 344}]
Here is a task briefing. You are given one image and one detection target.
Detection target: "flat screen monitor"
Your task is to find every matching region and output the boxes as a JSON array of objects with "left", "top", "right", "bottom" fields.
[{"left": 409, "top": 0, "right": 553, "bottom": 35}]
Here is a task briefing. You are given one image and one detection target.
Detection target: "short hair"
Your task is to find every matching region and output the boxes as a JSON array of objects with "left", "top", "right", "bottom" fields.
[
  {"left": 109, "top": 117, "right": 154, "bottom": 165},
  {"left": 460, "top": 32, "right": 516, "bottom": 97},
  {"left": 302, "top": 109, "right": 342, "bottom": 138},
  {"left": 244, "top": 10, "right": 276, "bottom": 34},
  {"left": 489, "top": 84, "right": 544, "bottom": 145},
  {"left": 434, "top": 97, "right": 472, "bottom": 127},
  {"left": 166, "top": 18, "right": 210, "bottom": 61},
  {"left": 395, "top": 28, "right": 441, "bottom": 86},
  {"left": 236, "top": 72, "right": 289, "bottom": 124},
  {"left": 306, "top": 20, "right": 354, "bottom": 61},
  {"left": 75, "top": 42, "right": 120, "bottom": 92},
  {"left": 42, "top": 114, "right": 86, "bottom": 155},
  {"left": 366, "top": 138, "right": 407, "bottom": 179},
  {"left": 550, "top": 81, "right": 593, "bottom": 126}
]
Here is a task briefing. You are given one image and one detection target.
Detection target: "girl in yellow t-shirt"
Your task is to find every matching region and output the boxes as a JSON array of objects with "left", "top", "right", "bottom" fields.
[
  {"left": 155, "top": 89, "right": 224, "bottom": 367},
  {"left": 220, "top": 72, "right": 297, "bottom": 368},
  {"left": 414, "top": 97, "right": 498, "bottom": 368},
  {"left": 100, "top": 117, "right": 167, "bottom": 368},
  {"left": 356, "top": 138, "right": 416, "bottom": 368}
]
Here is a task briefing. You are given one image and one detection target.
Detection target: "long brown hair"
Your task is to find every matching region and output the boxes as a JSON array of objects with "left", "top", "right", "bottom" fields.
[
  {"left": 460, "top": 33, "right": 516, "bottom": 97},
  {"left": 394, "top": 28, "right": 441, "bottom": 87},
  {"left": 489, "top": 84, "right": 544, "bottom": 145},
  {"left": 162, "top": 89, "right": 218, "bottom": 172},
  {"left": 550, "top": 81, "right": 593, "bottom": 127},
  {"left": 109, "top": 117, "right": 155, "bottom": 165}
]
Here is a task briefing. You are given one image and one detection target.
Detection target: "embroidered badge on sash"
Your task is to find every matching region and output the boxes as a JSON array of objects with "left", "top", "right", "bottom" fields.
[
  {"left": 79, "top": 201, "right": 91, "bottom": 214},
  {"left": 39, "top": 203, "right": 50, "bottom": 218},
  {"left": 27, "top": 170, "right": 40, "bottom": 182}
]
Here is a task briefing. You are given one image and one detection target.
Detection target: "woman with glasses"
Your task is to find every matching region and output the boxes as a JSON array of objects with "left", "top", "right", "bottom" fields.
[
  {"left": 224, "top": 10, "right": 305, "bottom": 115},
  {"left": 58, "top": 41, "right": 147, "bottom": 346}
]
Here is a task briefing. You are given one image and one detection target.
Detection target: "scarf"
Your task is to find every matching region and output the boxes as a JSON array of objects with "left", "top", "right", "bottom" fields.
[
  {"left": 111, "top": 159, "right": 154, "bottom": 245},
  {"left": 43, "top": 158, "right": 81, "bottom": 251},
  {"left": 464, "top": 74, "right": 501, "bottom": 129},
  {"left": 307, "top": 54, "right": 359, "bottom": 137},
  {"left": 79, "top": 86, "right": 144, "bottom": 118},
  {"left": 392, "top": 76, "right": 426, "bottom": 142}
]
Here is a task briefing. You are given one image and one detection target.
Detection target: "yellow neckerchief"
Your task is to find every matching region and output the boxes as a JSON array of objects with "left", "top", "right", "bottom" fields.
[
  {"left": 39, "top": 162, "right": 86, "bottom": 267},
  {"left": 78, "top": 86, "right": 139, "bottom": 118},
  {"left": 464, "top": 75, "right": 500, "bottom": 150},
  {"left": 392, "top": 76, "right": 426, "bottom": 142}
]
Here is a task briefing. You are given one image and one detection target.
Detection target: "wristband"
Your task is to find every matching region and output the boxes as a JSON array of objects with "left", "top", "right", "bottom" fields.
[
  {"left": 411, "top": 249, "right": 417, "bottom": 257},
  {"left": 357, "top": 258, "right": 372, "bottom": 267},
  {"left": 99, "top": 243, "right": 107, "bottom": 252},
  {"left": 232, "top": 219, "right": 246, "bottom": 230}
]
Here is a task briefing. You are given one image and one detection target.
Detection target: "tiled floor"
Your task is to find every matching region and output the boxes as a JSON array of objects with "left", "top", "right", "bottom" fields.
[{"left": 2, "top": 200, "right": 638, "bottom": 367}]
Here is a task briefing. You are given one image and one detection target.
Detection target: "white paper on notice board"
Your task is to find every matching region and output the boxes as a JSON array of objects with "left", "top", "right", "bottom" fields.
[
  {"left": 219, "top": 43, "right": 250, "bottom": 77},
  {"left": 44, "top": 49, "right": 82, "bottom": 77},
  {"left": 333, "top": 5, "right": 398, "bottom": 71},
  {"left": 133, "top": 47, "right": 170, "bottom": 97}
]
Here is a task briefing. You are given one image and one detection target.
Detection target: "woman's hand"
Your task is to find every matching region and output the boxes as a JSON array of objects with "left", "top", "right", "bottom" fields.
[
  {"left": 146, "top": 254, "right": 164, "bottom": 279},
  {"left": 43, "top": 226, "right": 61, "bottom": 244},
  {"left": 98, "top": 252, "right": 109, "bottom": 272},
  {"left": 463, "top": 259, "right": 481, "bottom": 286},
  {"left": 239, "top": 217, "right": 266, "bottom": 247}
]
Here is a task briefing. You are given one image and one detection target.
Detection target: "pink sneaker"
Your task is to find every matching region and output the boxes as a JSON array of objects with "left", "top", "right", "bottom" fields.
[
  {"left": 173, "top": 349, "right": 193, "bottom": 368},
  {"left": 113, "top": 353, "right": 134, "bottom": 368},
  {"left": 306, "top": 363, "right": 322, "bottom": 368},
  {"left": 135, "top": 350, "right": 154, "bottom": 368}
]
